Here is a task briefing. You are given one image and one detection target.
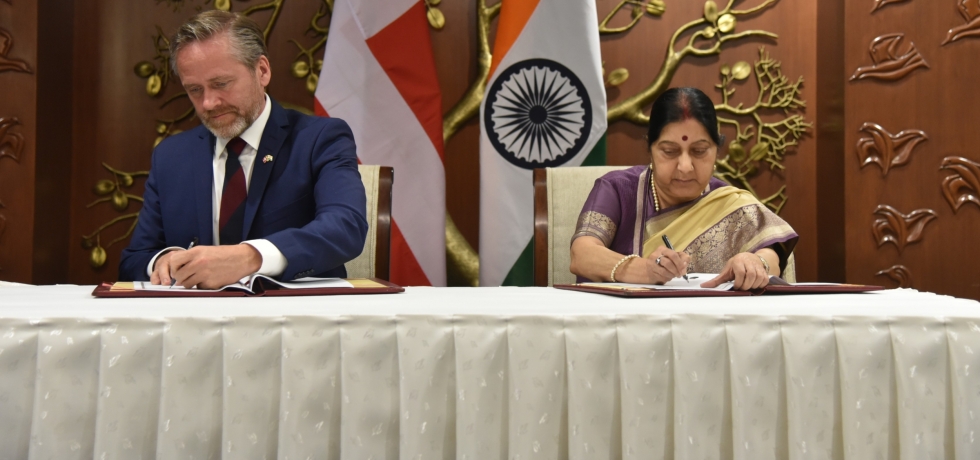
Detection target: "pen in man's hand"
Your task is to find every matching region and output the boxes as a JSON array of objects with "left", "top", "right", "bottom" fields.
[
  {"left": 661, "top": 234, "right": 689, "bottom": 281},
  {"left": 170, "top": 237, "right": 199, "bottom": 288}
]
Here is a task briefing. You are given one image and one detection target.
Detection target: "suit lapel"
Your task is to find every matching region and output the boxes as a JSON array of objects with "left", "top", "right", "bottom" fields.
[
  {"left": 243, "top": 99, "right": 288, "bottom": 239},
  {"left": 195, "top": 130, "right": 216, "bottom": 245}
]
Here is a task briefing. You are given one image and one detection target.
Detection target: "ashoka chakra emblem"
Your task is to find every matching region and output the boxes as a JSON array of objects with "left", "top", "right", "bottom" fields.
[{"left": 484, "top": 58, "right": 592, "bottom": 169}]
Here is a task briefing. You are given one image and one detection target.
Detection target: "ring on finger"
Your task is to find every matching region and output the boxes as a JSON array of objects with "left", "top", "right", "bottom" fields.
[{"left": 655, "top": 257, "right": 662, "bottom": 266}]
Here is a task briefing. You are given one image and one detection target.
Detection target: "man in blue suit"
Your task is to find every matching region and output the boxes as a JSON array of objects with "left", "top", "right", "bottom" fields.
[{"left": 120, "top": 10, "right": 367, "bottom": 288}]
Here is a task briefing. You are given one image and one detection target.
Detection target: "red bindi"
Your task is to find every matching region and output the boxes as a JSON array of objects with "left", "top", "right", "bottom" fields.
[{"left": 682, "top": 135, "right": 688, "bottom": 141}]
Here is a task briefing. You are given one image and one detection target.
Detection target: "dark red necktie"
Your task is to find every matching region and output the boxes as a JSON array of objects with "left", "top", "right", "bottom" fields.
[{"left": 219, "top": 137, "right": 248, "bottom": 245}]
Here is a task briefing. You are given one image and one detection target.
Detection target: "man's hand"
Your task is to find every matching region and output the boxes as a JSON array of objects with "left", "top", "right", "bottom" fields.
[
  {"left": 166, "top": 245, "right": 263, "bottom": 289},
  {"left": 150, "top": 250, "right": 179, "bottom": 286},
  {"left": 701, "top": 252, "right": 769, "bottom": 291}
]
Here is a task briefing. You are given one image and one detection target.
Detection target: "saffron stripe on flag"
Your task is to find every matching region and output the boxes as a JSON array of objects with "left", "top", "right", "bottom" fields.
[
  {"left": 487, "top": 0, "right": 542, "bottom": 79},
  {"left": 501, "top": 238, "right": 534, "bottom": 286}
]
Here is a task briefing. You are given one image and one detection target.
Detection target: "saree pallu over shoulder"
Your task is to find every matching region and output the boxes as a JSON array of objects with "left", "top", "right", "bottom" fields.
[{"left": 641, "top": 185, "right": 799, "bottom": 280}]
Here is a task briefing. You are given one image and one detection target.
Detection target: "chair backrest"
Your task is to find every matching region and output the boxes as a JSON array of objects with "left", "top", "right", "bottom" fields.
[
  {"left": 533, "top": 166, "right": 630, "bottom": 286},
  {"left": 345, "top": 165, "right": 393, "bottom": 280}
]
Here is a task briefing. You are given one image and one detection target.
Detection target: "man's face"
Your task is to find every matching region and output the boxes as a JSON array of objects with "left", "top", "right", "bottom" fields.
[{"left": 176, "top": 33, "right": 271, "bottom": 139}]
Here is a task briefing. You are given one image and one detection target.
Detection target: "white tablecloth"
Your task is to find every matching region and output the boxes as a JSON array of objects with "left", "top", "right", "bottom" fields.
[{"left": 1, "top": 285, "right": 979, "bottom": 460}]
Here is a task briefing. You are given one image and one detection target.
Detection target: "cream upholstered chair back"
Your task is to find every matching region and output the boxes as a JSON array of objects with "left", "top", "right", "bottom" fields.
[
  {"left": 344, "top": 165, "right": 392, "bottom": 280},
  {"left": 534, "top": 166, "right": 629, "bottom": 286}
]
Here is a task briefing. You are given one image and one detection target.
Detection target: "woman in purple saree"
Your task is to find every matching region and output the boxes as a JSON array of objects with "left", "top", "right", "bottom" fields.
[{"left": 569, "top": 88, "right": 798, "bottom": 290}]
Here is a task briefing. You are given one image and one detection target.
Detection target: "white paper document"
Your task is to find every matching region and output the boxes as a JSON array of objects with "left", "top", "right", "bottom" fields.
[
  {"left": 132, "top": 276, "right": 353, "bottom": 293},
  {"left": 599, "top": 273, "right": 734, "bottom": 291}
]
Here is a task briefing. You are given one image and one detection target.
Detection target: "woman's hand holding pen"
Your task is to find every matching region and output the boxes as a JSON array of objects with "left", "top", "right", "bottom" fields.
[{"left": 641, "top": 246, "right": 690, "bottom": 284}]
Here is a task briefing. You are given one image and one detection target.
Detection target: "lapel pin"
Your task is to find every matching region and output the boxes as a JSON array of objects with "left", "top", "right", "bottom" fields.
[{"left": 262, "top": 155, "right": 273, "bottom": 164}]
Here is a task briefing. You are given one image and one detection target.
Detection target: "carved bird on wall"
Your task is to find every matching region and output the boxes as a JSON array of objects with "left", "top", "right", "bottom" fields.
[
  {"left": 871, "top": 205, "right": 937, "bottom": 253},
  {"left": 871, "top": 0, "right": 911, "bottom": 13},
  {"left": 0, "top": 117, "right": 24, "bottom": 163},
  {"left": 0, "top": 29, "right": 32, "bottom": 74},
  {"left": 940, "top": 156, "right": 980, "bottom": 212},
  {"left": 875, "top": 265, "right": 912, "bottom": 288},
  {"left": 851, "top": 34, "right": 929, "bottom": 81},
  {"left": 0, "top": 201, "right": 5, "bottom": 243},
  {"left": 855, "top": 123, "right": 928, "bottom": 175},
  {"left": 943, "top": 0, "right": 980, "bottom": 45}
]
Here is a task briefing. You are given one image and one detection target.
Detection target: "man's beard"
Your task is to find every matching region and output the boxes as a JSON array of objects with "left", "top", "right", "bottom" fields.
[{"left": 199, "top": 96, "right": 263, "bottom": 139}]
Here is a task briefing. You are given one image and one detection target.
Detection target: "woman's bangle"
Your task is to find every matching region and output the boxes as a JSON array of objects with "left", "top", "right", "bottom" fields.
[
  {"left": 757, "top": 254, "right": 771, "bottom": 275},
  {"left": 610, "top": 254, "right": 639, "bottom": 282}
]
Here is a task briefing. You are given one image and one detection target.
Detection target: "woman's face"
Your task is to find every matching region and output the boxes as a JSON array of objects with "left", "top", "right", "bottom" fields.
[{"left": 650, "top": 118, "right": 717, "bottom": 208}]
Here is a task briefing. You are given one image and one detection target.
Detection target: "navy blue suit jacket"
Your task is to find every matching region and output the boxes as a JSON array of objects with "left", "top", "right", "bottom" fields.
[{"left": 119, "top": 99, "right": 368, "bottom": 281}]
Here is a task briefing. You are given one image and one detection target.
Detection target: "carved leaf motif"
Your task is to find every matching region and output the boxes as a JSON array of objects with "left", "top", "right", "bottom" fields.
[
  {"left": 0, "top": 117, "right": 24, "bottom": 163},
  {"left": 0, "top": 29, "right": 32, "bottom": 74},
  {"left": 940, "top": 156, "right": 980, "bottom": 212},
  {"left": 871, "top": 204, "right": 937, "bottom": 252},
  {"left": 871, "top": 0, "right": 911, "bottom": 13},
  {"left": 943, "top": 0, "right": 980, "bottom": 45},
  {"left": 875, "top": 265, "right": 912, "bottom": 288},
  {"left": 850, "top": 34, "right": 929, "bottom": 81},
  {"left": 855, "top": 123, "right": 928, "bottom": 174}
]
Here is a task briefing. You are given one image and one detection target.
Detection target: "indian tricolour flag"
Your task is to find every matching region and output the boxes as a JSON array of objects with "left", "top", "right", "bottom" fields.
[
  {"left": 317, "top": 0, "right": 446, "bottom": 286},
  {"left": 479, "top": 0, "right": 607, "bottom": 286}
]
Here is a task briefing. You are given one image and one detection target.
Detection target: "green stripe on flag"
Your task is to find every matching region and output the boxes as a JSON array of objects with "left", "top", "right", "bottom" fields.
[
  {"left": 580, "top": 133, "right": 607, "bottom": 166},
  {"left": 499, "top": 134, "right": 605, "bottom": 287},
  {"left": 501, "top": 239, "right": 534, "bottom": 286}
]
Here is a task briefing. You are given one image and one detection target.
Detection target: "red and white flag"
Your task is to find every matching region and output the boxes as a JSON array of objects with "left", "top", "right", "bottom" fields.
[{"left": 316, "top": 0, "right": 446, "bottom": 286}]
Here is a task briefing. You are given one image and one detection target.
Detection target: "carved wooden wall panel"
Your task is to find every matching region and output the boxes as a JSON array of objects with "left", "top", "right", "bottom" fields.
[
  {"left": 0, "top": 0, "right": 36, "bottom": 283},
  {"left": 846, "top": 0, "right": 980, "bottom": 299}
]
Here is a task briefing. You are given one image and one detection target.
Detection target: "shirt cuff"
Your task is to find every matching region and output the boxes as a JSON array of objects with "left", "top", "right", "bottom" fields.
[
  {"left": 146, "top": 246, "right": 185, "bottom": 278},
  {"left": 243, "top": 239, "right": 287, "bottom": 277}
]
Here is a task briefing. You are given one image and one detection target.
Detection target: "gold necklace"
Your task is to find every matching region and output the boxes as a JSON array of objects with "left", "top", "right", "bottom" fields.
[{"left": 649, "top": 163, "right": 660, "bottom": 212}]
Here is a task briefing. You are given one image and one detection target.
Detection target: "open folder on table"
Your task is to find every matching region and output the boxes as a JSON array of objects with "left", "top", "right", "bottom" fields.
[
  {"left": 554, "top": 273, "right": 884, "bottom": 298},
  {"left": 92, "top": 275, "right": 404, "bottom": 298}
]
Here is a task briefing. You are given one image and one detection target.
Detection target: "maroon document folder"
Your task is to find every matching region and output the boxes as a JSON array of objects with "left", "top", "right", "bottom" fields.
[{"left": 92, "top": 278, "right": 404, "bottom": 298}]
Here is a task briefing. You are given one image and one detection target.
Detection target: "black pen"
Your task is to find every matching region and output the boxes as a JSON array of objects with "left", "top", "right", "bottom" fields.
[
  {"left": 170, "top": 237, "right": 199, "bottom": 288},
  {"left": 661, "top": 234, "right": 689, "bottom": 282}
]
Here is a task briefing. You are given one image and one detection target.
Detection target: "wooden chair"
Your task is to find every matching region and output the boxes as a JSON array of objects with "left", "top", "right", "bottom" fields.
[
  {"left": 345, "top": 165, "right": 393, "bottom": 280},
  {"left": 533, "top": 166, "right": 629, "bottom": 287}
]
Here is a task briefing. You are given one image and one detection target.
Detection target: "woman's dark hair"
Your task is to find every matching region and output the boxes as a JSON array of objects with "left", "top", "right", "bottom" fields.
[{"left": 646, "top": 87, "right": 722, "bottom": 149}]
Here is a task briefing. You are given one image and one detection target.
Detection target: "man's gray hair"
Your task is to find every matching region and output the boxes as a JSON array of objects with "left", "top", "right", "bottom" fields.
[{"left": 169, "top": 10, "right": 268, "bottom": 77}]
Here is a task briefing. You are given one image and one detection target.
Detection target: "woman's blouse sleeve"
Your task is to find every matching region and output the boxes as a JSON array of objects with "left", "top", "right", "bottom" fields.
[{"left": 571, "top": 177, "right": 623, "bottom": 248}]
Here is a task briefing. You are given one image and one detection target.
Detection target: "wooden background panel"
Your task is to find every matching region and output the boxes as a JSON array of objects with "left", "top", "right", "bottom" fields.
[
  {"left": 0, "top": 0, "right": 38, "bottom": 283},
  {"left": 844, "top": 0, "right": 980, "bottom": 298}
]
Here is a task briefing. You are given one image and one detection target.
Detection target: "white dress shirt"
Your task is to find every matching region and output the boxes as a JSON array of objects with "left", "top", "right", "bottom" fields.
[{"left": 147, "top": 94, "right": 287, "bottom": 278}]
